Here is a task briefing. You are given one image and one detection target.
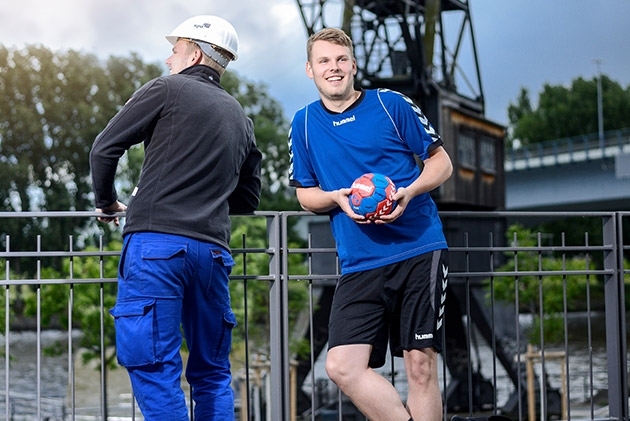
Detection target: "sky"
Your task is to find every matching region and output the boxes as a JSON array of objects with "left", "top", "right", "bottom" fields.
[{"left": 1, "top": 0, "right": 629, "bottom": 127}]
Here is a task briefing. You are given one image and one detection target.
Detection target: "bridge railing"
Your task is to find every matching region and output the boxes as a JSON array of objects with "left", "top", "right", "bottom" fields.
[
  {"left": 0, "top": 211, "right": 628, "bottom": 421},
  {"left": 506, "top": 128, "right": 630, "bottom": 171}
]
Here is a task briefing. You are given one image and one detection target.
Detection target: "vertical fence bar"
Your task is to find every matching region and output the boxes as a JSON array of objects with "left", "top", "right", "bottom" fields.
[
  {"left": 536, "top": 232, "right": 548, "bottom": 421},
  {"left": 585, "top": 233, "right": 596, "bottom": 420},
  {"left": 4, "top": 236, "right": 10, "bottom": 420},
  {"left": 487, "top": 231, "right": 501, "bottom": 417},
  {"left": 463, "top": 232, "right": 474, "bottom": 413},
  {"left": 306, "top": 232, "right": 316, "bottom": 421},
  {"left": 269, "top": 213, "right": 290, "bottom": 420},
  {"left": 99, "top": 235, "right": 108, "bottom": 420},
  {"left": 602, "top": 213, "right": 628, "bottom": 421},
  {"left": 616, "top": 212, "right": 629, "bottom": 421},
  {"left": 513, "top": 231, "right": 524, "bottom": 421},
  {"left": 561, "top": 232, "right": 571, "bottom": 420},
  {"left": 1, "top": 210, "right": 630, "bottom": 419},
  {"left": 68, "top": 236, "right": 76, "bottom": 421},
  {"left": 241, "top": 233, "right": 251, "bottom": 421},
  {"left": 36, "top": 235, "right": 42, "bottom": 420}
]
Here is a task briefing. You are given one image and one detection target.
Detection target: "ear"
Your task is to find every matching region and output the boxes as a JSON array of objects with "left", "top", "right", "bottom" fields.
[
  {"left": 306, "top": 61, "right": 314, "bottom": 80},
  {"left": 192, "top": 48, "right": 202, "bottom": 65}
]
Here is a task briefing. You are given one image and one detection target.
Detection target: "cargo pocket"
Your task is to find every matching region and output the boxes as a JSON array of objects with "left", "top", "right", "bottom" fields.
[
  {"left": 214, "top": 310, "right": 237, "bottom": 361},
  {"left": 110, "top": 298, "right": 160, "bottom": 367}
]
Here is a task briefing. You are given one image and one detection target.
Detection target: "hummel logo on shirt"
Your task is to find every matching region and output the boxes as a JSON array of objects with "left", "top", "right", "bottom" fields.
[{"left": 332, "top": 115, "right": 356, "bottom": 127}]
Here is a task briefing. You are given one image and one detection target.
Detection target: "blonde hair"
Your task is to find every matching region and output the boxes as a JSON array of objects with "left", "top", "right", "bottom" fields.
[
  {"left": 182, "top": 39, "right": 228, "bottom": 75},
  {"left": 306, "top": 27, "right": 354, "bottom": 62},
  {"left": 199, "top": 48, "right": 229, "bottom": 75}
]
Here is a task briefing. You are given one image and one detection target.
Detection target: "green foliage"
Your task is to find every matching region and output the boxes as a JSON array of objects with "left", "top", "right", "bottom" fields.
[
  {"left": 20, "top": 242, "right": 120, "bottom": 368},
  {"left": 0, "top": 43, "right": 303, "bottom": 370},
  {"left": 507, "top": 75, "right": 630, "bottom": 147},
  {"left": 492, "top": 224, "right": 602, "bottom": 344},
  {"left": 0, "top": 44, "right": 299, "bottom": 265},
  {"left": 0, "top": 45, "right": 162, "bottom": 273},
  {"left": 229, "top": 216, "right": 310, "bottom": 368},
  {"left": 221, "top": 72, "right": 300, "bottom": 211}
]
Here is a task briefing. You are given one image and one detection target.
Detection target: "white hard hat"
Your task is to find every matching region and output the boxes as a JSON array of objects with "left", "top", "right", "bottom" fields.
[{"left": 166, "top": 15, "right": 239, "bottom": 66}]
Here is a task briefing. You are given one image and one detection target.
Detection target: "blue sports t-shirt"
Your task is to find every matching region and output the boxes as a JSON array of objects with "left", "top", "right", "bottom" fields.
[{"left": 288, "top": 88, "right": 448, "bottom": 274}]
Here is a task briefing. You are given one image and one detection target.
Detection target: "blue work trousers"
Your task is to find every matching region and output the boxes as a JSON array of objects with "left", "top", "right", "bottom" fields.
[{"left": 110, "top": 232, "right": 237, "bottom": 421}]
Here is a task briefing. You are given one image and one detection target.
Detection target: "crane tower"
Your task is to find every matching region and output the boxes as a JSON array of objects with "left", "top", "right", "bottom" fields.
[{"left": 296, "top": 0, "right": 505, "bottom": 210}]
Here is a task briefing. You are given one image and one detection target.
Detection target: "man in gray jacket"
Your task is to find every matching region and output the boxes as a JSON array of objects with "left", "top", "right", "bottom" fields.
[{"left": 90, "top": 15, "right": 262, "bottom": 421}]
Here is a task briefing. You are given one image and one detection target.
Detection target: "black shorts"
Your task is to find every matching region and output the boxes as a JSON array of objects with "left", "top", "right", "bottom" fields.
[{"left": 328, "top": 249, "right": 448, "bottom": 368}]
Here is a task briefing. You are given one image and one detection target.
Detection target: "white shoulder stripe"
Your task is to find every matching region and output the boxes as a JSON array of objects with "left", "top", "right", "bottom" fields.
[
  {"left": 380, "top": 88, "right": 441, "bottom": 143},
  {"left": 376, "top": 89, "right": 404, "bottom": 143},
  {"left": 304, "top": 105, "right": 309, "bottom": 150}
]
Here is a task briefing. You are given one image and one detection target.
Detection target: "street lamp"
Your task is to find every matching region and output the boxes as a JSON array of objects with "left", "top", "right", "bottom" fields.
[{"left": 594, "top": 59, "right": 604, "bottom": 146}]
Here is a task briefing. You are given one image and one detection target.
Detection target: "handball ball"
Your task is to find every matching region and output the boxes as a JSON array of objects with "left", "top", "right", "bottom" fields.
[{"left": 348, "top": 173, "right": 397, "bottom": 219}]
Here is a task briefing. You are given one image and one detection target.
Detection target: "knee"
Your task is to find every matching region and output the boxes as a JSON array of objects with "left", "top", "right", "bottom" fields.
[
  {"left": 407, "top": 362, "right": 433, "bottom": 387},
  {"left": 324, "top": 353, "right": 343, "bottom": 384},
  {"left": 406, "top": 350, "right": 438, "bottom": 387},
  {"left": 325, "top": 352, "right": 354, "bottom": 388}
]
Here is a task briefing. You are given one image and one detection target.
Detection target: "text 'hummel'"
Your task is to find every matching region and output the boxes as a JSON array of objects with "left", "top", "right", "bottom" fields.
[{"left": 332, "top": 115, "right": 356, "bottom": 126}]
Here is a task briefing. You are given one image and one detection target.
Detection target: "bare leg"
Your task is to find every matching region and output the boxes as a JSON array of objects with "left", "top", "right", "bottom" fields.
[
  {"left": 326, "top": 344, "right": 412, "bottom": 421},
  {"left": 404, "top": 348, "right": 443, "bottom": 421}
]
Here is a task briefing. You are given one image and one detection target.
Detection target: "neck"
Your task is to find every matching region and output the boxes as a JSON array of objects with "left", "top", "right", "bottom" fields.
[{"left": 322, "top": 90, "right": 360, "bottom": 113}]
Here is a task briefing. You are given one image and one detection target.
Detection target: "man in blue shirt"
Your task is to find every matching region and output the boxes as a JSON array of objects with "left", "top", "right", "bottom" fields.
[{"left": 289, "top": 27, "right": 452, "bottom": 421}]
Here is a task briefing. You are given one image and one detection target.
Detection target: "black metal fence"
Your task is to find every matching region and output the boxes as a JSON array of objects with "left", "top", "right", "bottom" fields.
[{"left": 0, "top": 211, "right": 628, "bottom": 421}]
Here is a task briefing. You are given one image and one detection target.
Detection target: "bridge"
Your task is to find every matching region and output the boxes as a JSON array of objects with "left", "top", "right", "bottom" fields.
[{"left": 504, "top": 128, "right": 630, "bottom": 211}]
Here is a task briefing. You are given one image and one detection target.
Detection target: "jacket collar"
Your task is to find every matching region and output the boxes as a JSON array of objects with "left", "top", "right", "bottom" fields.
[{"left": 179, "top": 65, "right": 222, "bottom": 85}]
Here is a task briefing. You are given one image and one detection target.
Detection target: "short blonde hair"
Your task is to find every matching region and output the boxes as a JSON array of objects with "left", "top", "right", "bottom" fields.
[
  {"left": 181, "top": 38, "right": 229, "bottom": 75},
  {"left": 199, "top": 46, "right": 232, "bottom": 75},
  {"left": 306, "top": 27, "right": 354, "bottom": 62}
]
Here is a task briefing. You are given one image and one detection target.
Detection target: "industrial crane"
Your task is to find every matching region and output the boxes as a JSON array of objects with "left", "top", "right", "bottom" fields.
[
  {"left": 297, "top": 0, "right": 484, "bottom": 113},
  {"left": 295, "top": 0, "right": 505, "bottom": 210}
]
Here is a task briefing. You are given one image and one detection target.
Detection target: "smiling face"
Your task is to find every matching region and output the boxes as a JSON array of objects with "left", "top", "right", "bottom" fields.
[{"left": 306, "top": 39, "right": 357, "bottom": 109}]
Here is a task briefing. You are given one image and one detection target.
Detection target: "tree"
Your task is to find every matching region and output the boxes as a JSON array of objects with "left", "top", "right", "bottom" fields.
[
  {"left": 0, "top": 44, "right": 307, "bottom": 373},
  {"left": 229, "top": 216, "right": 310, "bottom": 371},
  {"left": 505, "top": 75, "right": 630, "bottom": 286},
  {"left": 20, "top": 242, "right": 120, "bottom": 368},
  {"left": 0, "top": 45, "right": 162, "bottom": 273},
  {"left": 507, "top": 75, "right": 630, "bottom": 147},
  {"left": 492, "top": 224, "right": 606, "bottom": 344},
  {"left": 220, "top": 72, "right": 300, "bottom": 211},
  {"left": 0, "top": 44, "right": 300, "bottom": 277}
]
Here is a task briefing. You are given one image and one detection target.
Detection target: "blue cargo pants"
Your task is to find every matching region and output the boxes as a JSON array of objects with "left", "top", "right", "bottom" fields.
[{"left": 110, "top": 232, "right": 237, "bottom": 420}]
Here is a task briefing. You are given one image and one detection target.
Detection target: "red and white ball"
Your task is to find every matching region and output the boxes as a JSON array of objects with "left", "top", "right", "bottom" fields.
[{"left": 348, "top": 173, "right": 397, "bottom": 219}]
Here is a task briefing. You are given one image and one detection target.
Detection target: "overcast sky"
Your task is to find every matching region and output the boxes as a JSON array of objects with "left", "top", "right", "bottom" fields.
[{"left": 1, "top": 0, "right": 629, "bottom": 127}]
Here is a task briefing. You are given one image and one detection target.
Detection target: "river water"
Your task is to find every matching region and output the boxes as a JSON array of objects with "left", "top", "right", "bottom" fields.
[
  {"left": 0, "top": 329, "right": 140, "bottom": 420},
  {"left": 0, "top": 312, "right": 624, "bottom": 420}
]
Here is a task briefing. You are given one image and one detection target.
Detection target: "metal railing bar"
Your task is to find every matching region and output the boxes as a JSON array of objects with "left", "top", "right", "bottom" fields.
[{"left": 0, "top": 210, "right": 627, "bottom": 420}]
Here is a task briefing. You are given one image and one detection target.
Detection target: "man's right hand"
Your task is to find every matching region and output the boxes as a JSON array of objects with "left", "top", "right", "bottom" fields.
[{"left": 96, "top": 201, "right": 127, "bottom": 226}]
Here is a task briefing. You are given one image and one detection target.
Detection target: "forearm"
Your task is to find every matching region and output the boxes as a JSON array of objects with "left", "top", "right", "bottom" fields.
[
  {"left": 296, "top": 186, "right": 341, "bottom": 213},
  {"left": 89, "top": 151, "right": 120, "bottom": 208},
  {"left": 406, "top": 147, "right": 453, "bottom": 198},
  {"left": 228, "top": 146, "right": 262, "bottom": 214}
]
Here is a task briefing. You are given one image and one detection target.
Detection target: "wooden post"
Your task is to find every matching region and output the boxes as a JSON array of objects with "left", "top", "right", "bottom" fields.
[
  {"left": 290, "top": 360, "right": 297, "bottom": 421},
  {"left": 518, "top": 344, "right": 567, "bottom": 421},
  {"left": 240, "top": 376, "right": 248, "bottom": 421},
  {"left": 526, "top": 344, "right": 536, "bottom": 421}
]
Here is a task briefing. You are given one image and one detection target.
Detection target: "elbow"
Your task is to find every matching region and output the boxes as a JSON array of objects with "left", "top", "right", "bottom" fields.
[
  {"left": 445, "top": 159, "right": 454, "bottom": 180},
  {"left": 296, "top": 194, "right": 326, "bottom": 214},
  {"left": 440, "top": 149, "right": 454, "bottom": 181},
  {"left": 298, "top": 200, "right": 316, "bottom": 213}
]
